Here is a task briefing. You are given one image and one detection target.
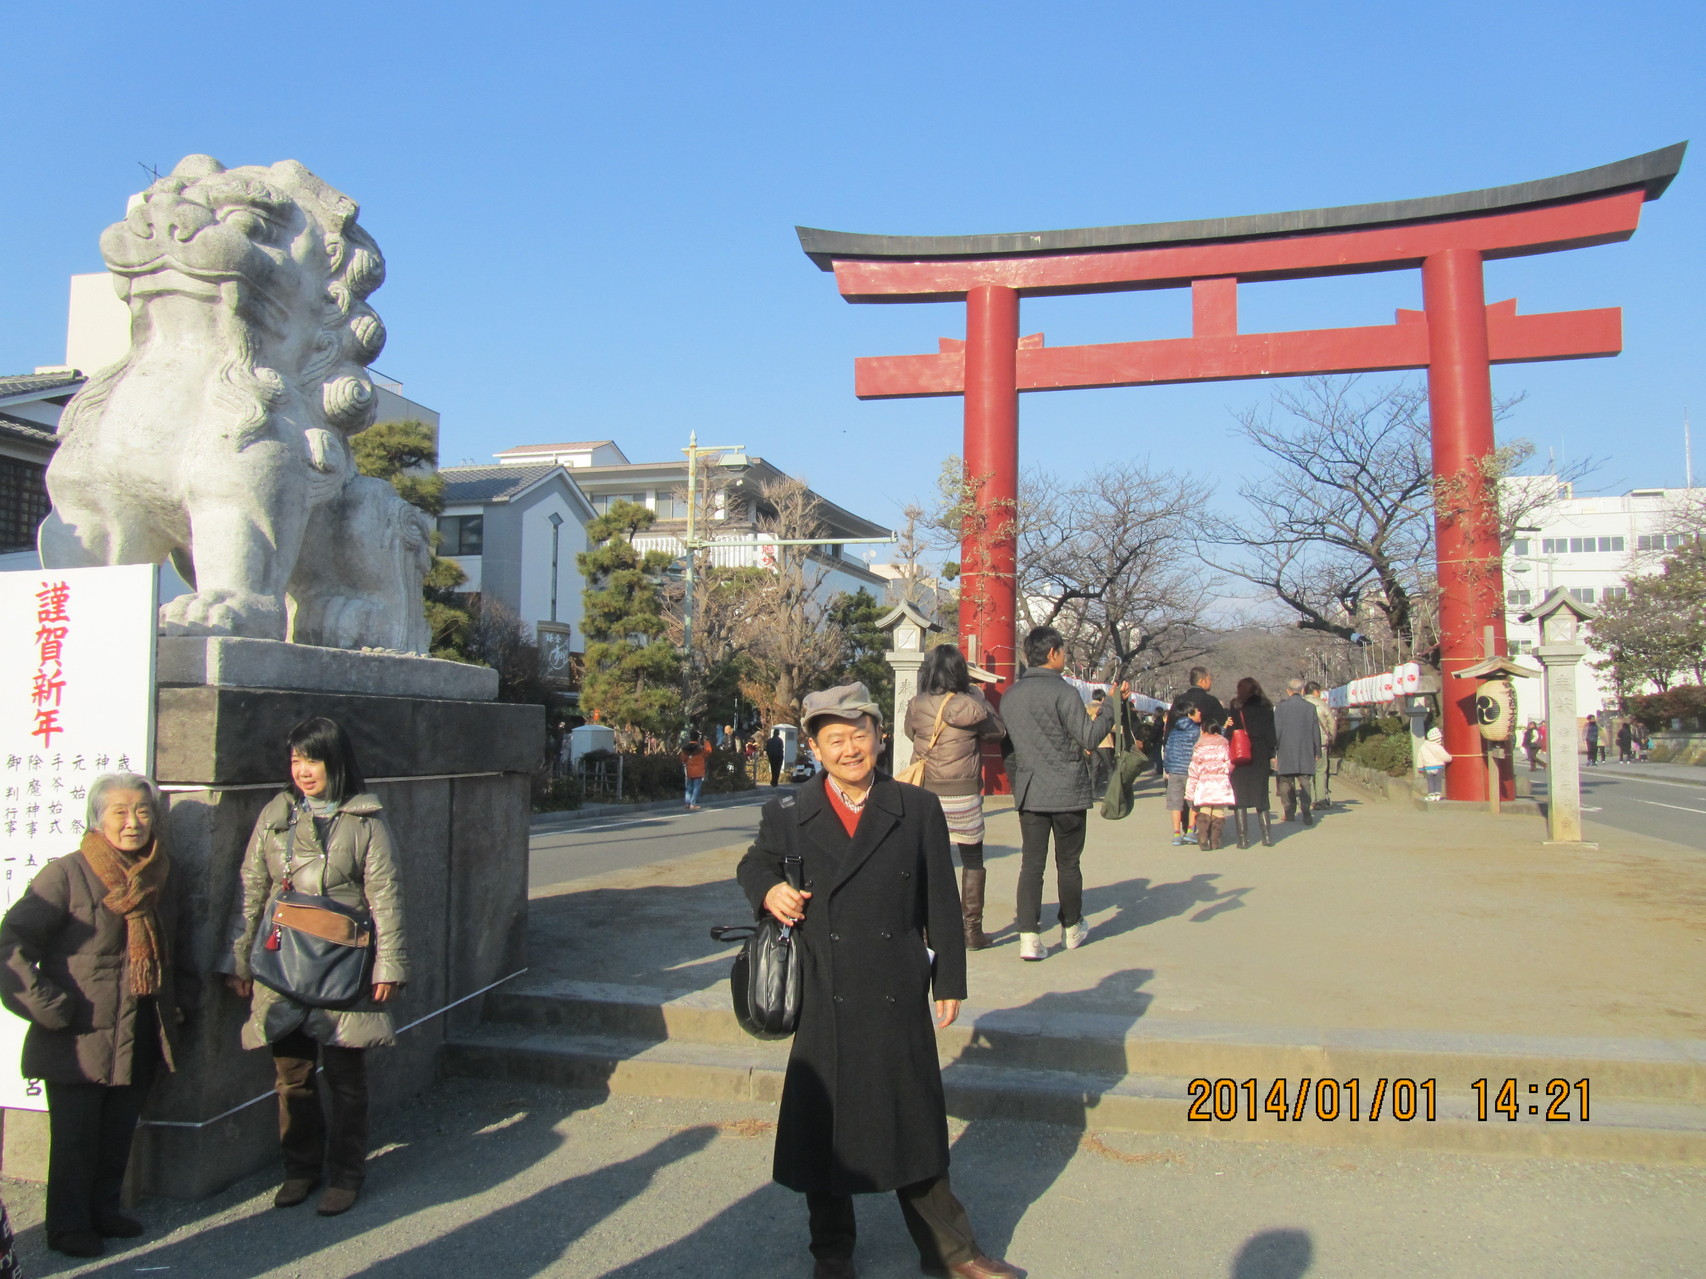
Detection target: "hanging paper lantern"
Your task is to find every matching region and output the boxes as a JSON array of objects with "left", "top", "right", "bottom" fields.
[{"left": 1475, "top": 676, "right": 1517, "bottom": 742}]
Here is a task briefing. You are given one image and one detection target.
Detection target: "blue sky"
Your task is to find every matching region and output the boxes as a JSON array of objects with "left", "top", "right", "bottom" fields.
[{"left": 3, "top": 0, "right": 1702, "bottom": 544}]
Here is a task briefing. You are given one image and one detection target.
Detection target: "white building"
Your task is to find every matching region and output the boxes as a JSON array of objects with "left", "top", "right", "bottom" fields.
[
  {"left": 436, "top": 464, "right": 598, "bottom": 639},
  {"left": 487, "top": 442, "right": 891, "bottom": 600},
  {"left": 1501, "top": 476, "right": 1701, "bottom": 723}
]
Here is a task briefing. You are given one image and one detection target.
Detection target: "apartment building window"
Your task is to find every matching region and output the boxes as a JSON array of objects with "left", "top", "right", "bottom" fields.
[
  {"left": 1506, "top": 589, "right": 1531, "bottom": 607},
  {"left": 1637, "top": 533, "right": 1697, "bottom": 551},
  {"left": 1541, "top": 536, "right": 1625, "bottom": 554},
  {"left": 1567, "top": 587, "right": 1595, "bottom": 604},
  {"left": 589, "top": 492, "right": 648, "bottom": 516},
  {"left": 1601, "top": 586, "right": 1628, "bottom": 601},
  {"left": 437, "top": 514, "right": 484, "bottom": 556},
  {"left": 1509, "top": 640, "right": 1534, "bottom": 656},
  {"left": 1511, "top": 538, "right": 1531, "bottom": 556}
]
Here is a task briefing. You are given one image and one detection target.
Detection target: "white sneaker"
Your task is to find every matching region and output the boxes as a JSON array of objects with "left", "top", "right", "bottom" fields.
[
  {"left": 1018, "top": 932, "right": 1046, "bottom": 961},
  {"left": 1063, "top": 919, "right": 1090, "bottom": 950}
]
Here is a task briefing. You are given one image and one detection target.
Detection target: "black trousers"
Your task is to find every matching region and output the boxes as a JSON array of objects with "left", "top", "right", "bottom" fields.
[
  {"left": 768, "top": 756, "right": 784, "bottom": 785},
  {"left": 1016, "top": 809, "right": 1087, "bottom": 933},
  {"left": 807, "top": 1174, "right": 979, "bottom": 1268},
  {"left": 273, "top": 1028, "right": 369, "bottom": 1189},
  {"left": 45, "top": 1026, "right": 159, "bottom": 1236}
]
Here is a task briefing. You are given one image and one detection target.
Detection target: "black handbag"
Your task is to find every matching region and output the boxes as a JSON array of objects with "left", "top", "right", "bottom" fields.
[
  {"left": 710, "top": 798, "right": 805, "bottom": 1040},
  {"left": 248, "top": 808, "right": 377, "bottom": 1010}
]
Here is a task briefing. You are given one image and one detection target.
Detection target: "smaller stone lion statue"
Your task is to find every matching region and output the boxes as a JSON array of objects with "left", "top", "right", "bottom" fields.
[{"left": 40, "top": 154, "right": 432, "bottom": 653}]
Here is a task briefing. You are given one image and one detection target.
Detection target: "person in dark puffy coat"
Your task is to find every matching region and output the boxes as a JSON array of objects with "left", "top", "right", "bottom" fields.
[
  {"left": 1162, "top": 697, "right": 1203, "bottom": 845},
  {"left": 737, "top": 682, "right": 1020, "bottom": 1279},
  {"left": 0, "top": 773, "right": 197, "bottom": 1260}
]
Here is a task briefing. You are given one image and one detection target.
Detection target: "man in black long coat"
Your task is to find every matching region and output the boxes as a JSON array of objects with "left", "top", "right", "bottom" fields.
[{"left": 738, "top": 683, "right": 1023, "bottom": 1279}]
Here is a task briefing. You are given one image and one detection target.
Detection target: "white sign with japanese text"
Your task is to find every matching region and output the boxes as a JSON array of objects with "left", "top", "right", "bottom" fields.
[{"left": 0, "top": 564, "right": 157, "bottom": 1110}]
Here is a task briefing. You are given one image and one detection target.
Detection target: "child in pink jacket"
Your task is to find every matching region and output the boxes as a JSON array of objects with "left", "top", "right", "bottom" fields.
[{"left": 1186, "top": 722, "right": 1236, "bottom": 849}]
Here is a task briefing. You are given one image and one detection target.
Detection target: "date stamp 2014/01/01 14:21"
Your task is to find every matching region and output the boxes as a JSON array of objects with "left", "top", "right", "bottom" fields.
[{"left": 1186, "top": 1078, "right": 1591, "bottom": 1123}]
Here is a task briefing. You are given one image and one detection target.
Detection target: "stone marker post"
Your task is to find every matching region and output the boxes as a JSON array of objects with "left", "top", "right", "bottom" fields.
[
  {"left": 1521, "top": 589, "right": 1599, "bottom": 847},
  {"left": 878, "top": 602, "right": 941, "bottom": 774}
]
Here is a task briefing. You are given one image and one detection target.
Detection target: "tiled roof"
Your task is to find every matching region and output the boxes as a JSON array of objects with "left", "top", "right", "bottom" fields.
[
  {"left": 440, "top": 463, "right": 559, "bottom": 503},
  {"left": 0, "top": 370, "right": 83, "bottom": 399},
  {"left": 496, "top": 441, "right": 613, "bottom": 455},
  {"left": 0, "top": 412, "right": 59, "bottom": 447}
]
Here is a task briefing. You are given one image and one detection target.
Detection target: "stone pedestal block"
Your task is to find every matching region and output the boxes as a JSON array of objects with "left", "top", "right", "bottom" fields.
[{"left": 1, "top": 660, "right": 542, "bottom": 1200}]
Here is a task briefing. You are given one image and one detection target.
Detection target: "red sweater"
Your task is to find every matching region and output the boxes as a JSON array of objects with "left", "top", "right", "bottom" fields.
[{"left": 823, "top": 777, "right": 864, "bottom": 837}]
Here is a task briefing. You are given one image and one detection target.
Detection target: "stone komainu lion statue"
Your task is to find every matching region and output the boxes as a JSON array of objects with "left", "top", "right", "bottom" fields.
[{"left": 40, "top": 154, "right": 432, "bottom": 653}]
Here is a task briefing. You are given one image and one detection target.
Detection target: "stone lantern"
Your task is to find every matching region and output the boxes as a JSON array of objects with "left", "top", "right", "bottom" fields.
[
  {"left": 1518, "top": 588, "right": 1600, "bottom": 846},
  {"left": 877, "top": 602, "right": 941, "bottom": 773}
]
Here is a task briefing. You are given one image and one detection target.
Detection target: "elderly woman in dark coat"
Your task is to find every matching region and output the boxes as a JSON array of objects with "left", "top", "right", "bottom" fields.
[
  {"left": 0, "top": 773, "right": 197, "bottom": 1260},
  {"left": 1228, "top": 677, "right": 1278, "bottom": 848},
  {"left": 738, "top": 683, "right": 1022, "bottom": 1279}
]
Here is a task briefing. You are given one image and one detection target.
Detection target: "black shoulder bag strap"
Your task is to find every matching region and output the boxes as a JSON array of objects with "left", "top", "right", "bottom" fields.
[{"left": 777, "top": 794, "right": 805, "bottom": 896}]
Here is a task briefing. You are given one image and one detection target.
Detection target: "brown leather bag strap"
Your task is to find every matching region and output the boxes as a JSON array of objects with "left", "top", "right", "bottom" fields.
[{"left": 922, "top": 694, "right": 952, "bottom": 754}]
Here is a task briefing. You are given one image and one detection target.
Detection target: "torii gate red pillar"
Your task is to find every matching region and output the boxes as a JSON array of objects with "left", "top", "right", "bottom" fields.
[
  {"left": 1423, "top": 247, "right": 1506, "bottom": 791},
  {"left": 800, "top": 144, "right": 1685, "bottom": 801},
  {"left": 962, "top": 285, "right": 1020, "bottom": 681}
]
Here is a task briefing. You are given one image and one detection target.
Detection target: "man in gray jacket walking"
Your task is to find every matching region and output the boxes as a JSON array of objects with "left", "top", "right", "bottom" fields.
[
  {"left": 1001, "top": 626, "right": 1123, "bottom": 961},
  {"left": 1274, "top": 678, "right": 1324, "bottom": 826}
]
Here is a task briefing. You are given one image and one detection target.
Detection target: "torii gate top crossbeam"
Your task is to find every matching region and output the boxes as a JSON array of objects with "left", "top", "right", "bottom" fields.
[{"left": 797, "top": 143, "right": 1685, "bottom": 295}]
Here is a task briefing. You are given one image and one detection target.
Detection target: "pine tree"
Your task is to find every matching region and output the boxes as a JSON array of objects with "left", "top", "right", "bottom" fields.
[
  {"left": 578, "top": 500, "right": 682, "bottom": 745},
  {"left": 827, "top": 587, "right": 895, "bottom": 722},
  {"left": 350, "top": 419, "right": 474, "bottom": 660}
]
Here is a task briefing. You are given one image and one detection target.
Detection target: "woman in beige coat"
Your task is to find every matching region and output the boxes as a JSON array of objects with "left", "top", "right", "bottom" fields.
[
  {"left": 222, "top": 717, "right": 408, "bottom": 1217},
  {"left": 0, "top": 773, "right": 197, "bottom": 1259},
  {"left": 904, "top": 644, "right": 1006, "bottom": 949}
]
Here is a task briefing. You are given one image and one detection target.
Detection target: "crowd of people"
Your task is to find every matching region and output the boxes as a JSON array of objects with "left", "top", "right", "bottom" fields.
[
  {"left": 1519, "top": 714, "right": 1652, "bottom": 772},
  {"left": 1156, "top": 667, "right": 1333, "bottom": 847}
]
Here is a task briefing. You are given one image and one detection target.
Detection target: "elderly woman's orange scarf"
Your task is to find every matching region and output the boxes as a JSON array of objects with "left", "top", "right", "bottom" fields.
[{"left": 79, "top": 830, "right": 167, "bottom": 997}]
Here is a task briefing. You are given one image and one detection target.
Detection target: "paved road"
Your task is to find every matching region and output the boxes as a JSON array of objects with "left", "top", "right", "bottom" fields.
[
  {"left": 528, "top": 763, "right": 1705, "bottom": 892},
  {"left": 12, "top": 1080, "right": 1700, "bottom": 1279},
  {"left": 529, "top": 796, "right": 780, "bottom": 890},
  {"left": 1528, "top": 767, "right": 1706, "bottom": 849}
]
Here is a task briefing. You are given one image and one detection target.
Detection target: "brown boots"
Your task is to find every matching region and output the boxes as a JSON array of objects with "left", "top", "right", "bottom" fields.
[
  {"left": 960, "top": 864, "right": 989, "bottom": 950},
  {"left": 1198, "top": 812, "right": 1226, "bottom": 850}
]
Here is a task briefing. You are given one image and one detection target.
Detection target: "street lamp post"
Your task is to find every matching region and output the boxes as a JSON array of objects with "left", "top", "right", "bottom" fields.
[{"left": 681, "top": 431, "right": 751, "bottom": 674}]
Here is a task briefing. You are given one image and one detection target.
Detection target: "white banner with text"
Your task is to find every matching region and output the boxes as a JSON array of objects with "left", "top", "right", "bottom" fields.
[{"left": 0, "top": 564, "right": 156, "bottom": 1111}]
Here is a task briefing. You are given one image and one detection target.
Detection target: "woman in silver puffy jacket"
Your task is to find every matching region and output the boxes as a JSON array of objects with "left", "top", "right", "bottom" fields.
[{"left": 220, "top": 717, "right": 408, "bottom": 1218}]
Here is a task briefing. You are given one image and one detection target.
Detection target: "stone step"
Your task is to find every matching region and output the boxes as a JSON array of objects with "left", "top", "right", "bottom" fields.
[
  {"left": 441, "top": 1022, "right": 1706, "bottom": 1164},
  {"left": 479, "top": 980, "right": 1706, "bottom": 1106}
]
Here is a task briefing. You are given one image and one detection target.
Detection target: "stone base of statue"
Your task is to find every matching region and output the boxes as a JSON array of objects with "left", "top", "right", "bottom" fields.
[{"left": 0, "top": 639, "right": 543, "bottom": 1200}]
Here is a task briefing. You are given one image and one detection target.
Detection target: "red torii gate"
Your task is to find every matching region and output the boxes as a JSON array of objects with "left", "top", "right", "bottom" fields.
[{"left": 800, "top": 144, "right": 1685, "bottom": 801}]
